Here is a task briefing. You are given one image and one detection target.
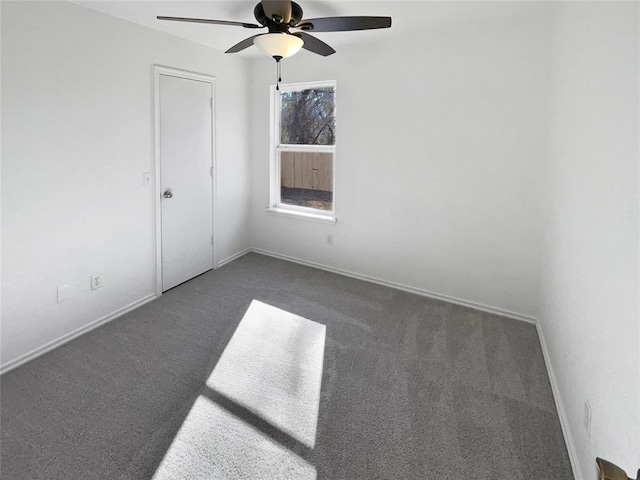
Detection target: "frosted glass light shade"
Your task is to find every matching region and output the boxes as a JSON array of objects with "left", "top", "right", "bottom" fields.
[{"left": 254, "top": 33, "right": 304, "bottom": 58}]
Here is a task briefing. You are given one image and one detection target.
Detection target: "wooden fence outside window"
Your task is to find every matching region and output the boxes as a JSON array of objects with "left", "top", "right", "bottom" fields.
[{"left": 280, "top": 151, "right": 333, "bottom": 193}]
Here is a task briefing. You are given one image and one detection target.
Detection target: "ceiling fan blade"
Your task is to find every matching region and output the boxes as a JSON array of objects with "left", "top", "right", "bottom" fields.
[
  {"left": 261, "top": 0, "right": 292, "bottom": 24},
  {"left": 157, "top": 16, "right": 263, "bottom": 29},
  {"left": 225, "top": 34, "right": 263, "bottom": 53},
  {"left": 294, "top": 32, "right": 336, "bottom": 57},
  {"left": 297, "top": 16, "right": 392, "bottom": 32}
]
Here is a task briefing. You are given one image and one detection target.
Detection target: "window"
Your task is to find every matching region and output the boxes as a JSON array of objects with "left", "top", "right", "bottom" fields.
[{"left": 270, "top": 81, "right": 336, "bottom": 221}]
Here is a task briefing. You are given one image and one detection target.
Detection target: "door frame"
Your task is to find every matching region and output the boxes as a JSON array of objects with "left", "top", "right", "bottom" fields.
[{"left": 153, "top": 65, "right": 217, "bottom": 296}]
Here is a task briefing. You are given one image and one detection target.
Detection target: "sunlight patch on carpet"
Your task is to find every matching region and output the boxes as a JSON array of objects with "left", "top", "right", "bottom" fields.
[
  {"left": 153, "top": 300, "right": 325, "bottom": 479},
  {"left": 207, "top": 300, "right": 326, "bottom": 449},
  {"left": 152, "top": 395, "right": 316, "bottom": 479}
]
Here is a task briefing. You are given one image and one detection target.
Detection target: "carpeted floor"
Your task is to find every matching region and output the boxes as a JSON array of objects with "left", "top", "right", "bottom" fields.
[{"left": 0, "top": 253, "right": 573, "bottom": 479}]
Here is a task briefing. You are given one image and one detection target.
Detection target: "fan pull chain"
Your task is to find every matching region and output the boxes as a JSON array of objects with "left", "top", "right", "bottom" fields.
[{"left": 274, "top": 56, "right": 283, "bottom": 91}]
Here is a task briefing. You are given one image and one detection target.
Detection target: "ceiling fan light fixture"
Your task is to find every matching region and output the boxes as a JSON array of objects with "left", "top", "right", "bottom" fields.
[{"left": 253, "top": 33, "right": 303, "bottom": 59}]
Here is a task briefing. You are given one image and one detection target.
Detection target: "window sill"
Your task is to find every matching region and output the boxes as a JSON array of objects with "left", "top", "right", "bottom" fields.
[{"left": 266, "top": 207, "right": 337, "bottom": 225}]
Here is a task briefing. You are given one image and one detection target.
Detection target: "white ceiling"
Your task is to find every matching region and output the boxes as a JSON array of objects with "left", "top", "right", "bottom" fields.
[{"left": 68, "top": 1, "right": 529, "bottom": 58}]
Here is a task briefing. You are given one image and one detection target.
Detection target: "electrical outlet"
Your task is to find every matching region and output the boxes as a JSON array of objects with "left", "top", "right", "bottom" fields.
[
  {"left": 584, "top": 399, "right": 592, "bottom": 437},
  {"left": 91, "top": 274, "right": 102, "bottom": 290},
  {"left": 326, "top": 234, "right": 333, "bottom": 245}
]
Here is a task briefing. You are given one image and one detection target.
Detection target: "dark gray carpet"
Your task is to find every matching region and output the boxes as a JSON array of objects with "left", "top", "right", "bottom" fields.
[{"left": 0, "top": 253, "right": 573, "bottom": 479}]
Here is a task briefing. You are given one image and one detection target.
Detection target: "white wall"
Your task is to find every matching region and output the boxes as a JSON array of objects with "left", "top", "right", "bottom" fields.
[
  {"left": 538, "top": 2, "right": 640, "bottom": 478},
  {"left": 1, "top": 1, "right": 252, "bottom": 369},
  {"left": 249, "top": 2, "right": 551, "bottom": 320},
  {"left": 3, "top": 2, "right": 639, "bottom": 476}
]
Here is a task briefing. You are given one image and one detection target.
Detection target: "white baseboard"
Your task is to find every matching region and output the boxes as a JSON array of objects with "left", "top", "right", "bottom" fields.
[
  {"left": 217, "top": 248, "right": 251, "bottom": 268},
  {"left": 251, "top": 248, "right": 538, "bottom": 324},
  {"left": 0, "top": 293, "right": 157, "bottom": 375},
  {"left": 536, "top": 322, "right": 583, "bottom": 480}
]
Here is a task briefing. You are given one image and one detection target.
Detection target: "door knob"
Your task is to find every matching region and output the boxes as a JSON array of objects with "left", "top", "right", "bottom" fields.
[{"left": 163, "top": 190, "right": 173, "bottom": 199}]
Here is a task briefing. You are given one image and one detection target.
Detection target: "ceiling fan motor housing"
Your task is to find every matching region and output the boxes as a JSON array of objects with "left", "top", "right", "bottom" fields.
[{"left": 254, "top": 1, "right": 303, "bottom": 27}]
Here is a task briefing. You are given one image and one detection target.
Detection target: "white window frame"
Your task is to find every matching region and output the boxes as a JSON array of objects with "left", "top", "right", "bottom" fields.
[{"left": 268, "top": 80, "right": 337, "bottom": 224}]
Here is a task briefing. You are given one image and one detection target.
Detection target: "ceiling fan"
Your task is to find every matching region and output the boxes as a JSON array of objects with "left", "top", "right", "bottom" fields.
[{"left": 157, "top": 0, "right": 392, "bottom": 60}]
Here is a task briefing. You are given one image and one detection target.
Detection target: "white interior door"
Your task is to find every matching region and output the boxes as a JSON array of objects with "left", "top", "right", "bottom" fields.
[{"left": 159, "top": 73, "right": 213, "bottom": 291}]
